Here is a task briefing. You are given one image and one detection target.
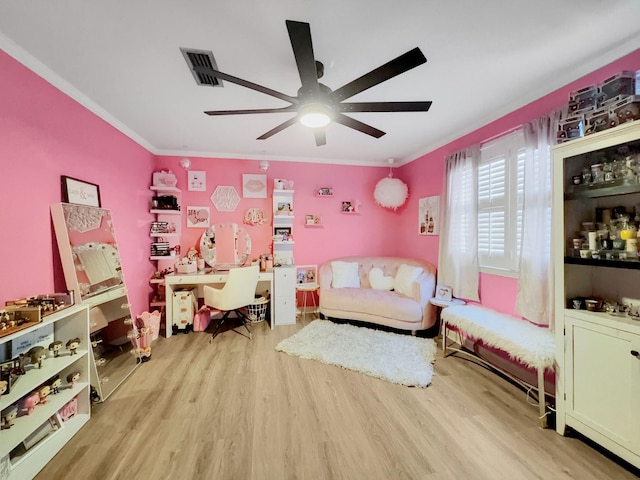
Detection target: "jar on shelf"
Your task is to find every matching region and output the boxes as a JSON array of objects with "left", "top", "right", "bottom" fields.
[{"left": 591, "top": 163, "right": 604, "bottom": 183}]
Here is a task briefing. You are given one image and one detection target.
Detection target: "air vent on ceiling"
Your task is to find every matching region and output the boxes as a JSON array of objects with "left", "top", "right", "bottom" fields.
[{"left": 180, "top": 47, "right": 223, "bottom": 87}]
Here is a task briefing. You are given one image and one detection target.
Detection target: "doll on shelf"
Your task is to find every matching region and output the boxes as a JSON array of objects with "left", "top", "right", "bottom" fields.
[
  {"left": 66, "top": 337, "right": 81, "bottom": 355},
  {"left": 49, "top": 340, "right": 63, "bottom": 358},
  {"left": 67, "top": 371, "right": 81, "bottom": 388},
  {"left": 37, "top": 385, "right": 51, "bottom": 405},
  {"left": 1, "top": 405, "right": 18, "bottom": 430},
  {"left": 49, "top": 375, "right": 62, "bottom": 394}
]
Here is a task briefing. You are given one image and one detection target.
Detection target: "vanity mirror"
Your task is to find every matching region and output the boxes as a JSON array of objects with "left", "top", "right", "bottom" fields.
[
  {"left": 51, "top": 203, "right": 140, "bottom": 402},
  {"left": 200, "top": 223, "right": 252, "bottom": 268}
]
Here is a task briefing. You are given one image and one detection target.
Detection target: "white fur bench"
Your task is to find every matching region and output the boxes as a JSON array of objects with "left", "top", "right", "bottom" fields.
[{"left": 440, "top": 305, "right": 555, "bottom": 428}]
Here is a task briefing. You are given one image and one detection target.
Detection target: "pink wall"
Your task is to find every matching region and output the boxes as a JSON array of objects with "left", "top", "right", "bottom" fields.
[
  {"left": 399, "top": 48, "right": 640, "bottom": 316},
  {"left": 2, "top": 46, "right": 639, "bottom": 322},
  {"left": 0, "top": 51, "right": 156, "bottom": 316},
  {"left": 154, "top": 156, "right": 405, "bottom": 267}
]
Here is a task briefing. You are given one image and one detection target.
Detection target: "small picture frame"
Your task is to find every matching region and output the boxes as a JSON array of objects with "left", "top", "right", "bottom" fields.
[
  {"left": 274, "top": 227, "right": 292, "bottom": 236},
  {"left": 296, "top": 264, "right": 318, "bottom": 284},
  {"left": 61, "top": 176, "right": 101, "bottom": 207},
  {"left": 435, "top": 284, "right": 453, "bottom": 302}
]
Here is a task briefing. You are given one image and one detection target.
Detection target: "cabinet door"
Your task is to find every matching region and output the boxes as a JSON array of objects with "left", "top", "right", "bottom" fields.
[
  {"left": 566, "top": 317, "right": 640, "bottom": 449},
  {"left": 274, "top": 268, "right": 297, "bottom": 296},
  {"left": 274, "top": 296, "right": 297, "bottom": 325},
  {"left": 274, "top": 268, "right": 297, "bottom": 325}
]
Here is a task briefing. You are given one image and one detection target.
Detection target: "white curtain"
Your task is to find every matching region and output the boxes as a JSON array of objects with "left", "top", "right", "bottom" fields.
[
  {"left": 438, "top": 146, "right": 480, "bottom": 301},
  {"left": 515, "top": 111, "right": 561, "bottom": 329}
]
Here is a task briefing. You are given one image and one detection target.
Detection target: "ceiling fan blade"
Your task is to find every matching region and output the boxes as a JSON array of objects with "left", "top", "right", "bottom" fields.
[
  {"left": 334, "top": 113, "right": 385, "bottom": 138},
  {"left": 338, "top": 101, "right": 432, "bottom": 113},
  {"left": 286, "top": 20, "right": 320, "bottom": 95},
  {"left": 257, "top": 117, "right": 298, "bottom": 140},
  {"left": 314, "top": 128, "right": 326, "bottom": 146},
  {"left": 204, "top": 106, "right": 298, "bottom": 116},
  {"left": 331, "top": 47, "right": 427, "bottom": 103},
  {"left": 193, "top": 65, "right": 297, "bottom": 104}
]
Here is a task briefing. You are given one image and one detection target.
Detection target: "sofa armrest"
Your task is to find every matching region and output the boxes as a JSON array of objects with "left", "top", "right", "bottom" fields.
[
  {"left": 319, "top": 262, "right": 333, "bottom": 290},
  {"left": 413, "top": 267, "right": 437, "bottom": 329}
]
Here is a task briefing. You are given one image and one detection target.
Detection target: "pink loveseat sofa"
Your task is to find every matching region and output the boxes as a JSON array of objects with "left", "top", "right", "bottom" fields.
[{"left": 319, "top": 256, "right": 437, "bottom": 333}]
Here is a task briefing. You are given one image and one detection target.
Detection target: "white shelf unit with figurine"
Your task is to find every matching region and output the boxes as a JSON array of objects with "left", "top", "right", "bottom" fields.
[
  {"left": 553, "top": 120, "right": 640, "bottom": 469},
  {"left": 272, "top": 182, "right": 297, "bottom": 325},
  {"left": 149, "top": 185, "right": 182, "bottom": 312},
  {"left": 0, "top": 304, "right": 90, "bottom": 480},
  {"left": 272, "top": 187, "right": 295, "bottom": 267}
]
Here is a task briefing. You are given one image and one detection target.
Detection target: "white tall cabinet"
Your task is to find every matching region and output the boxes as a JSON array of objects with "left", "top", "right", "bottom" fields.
[
  {"left": 553, "top": 120, "right": 640, "bottom": 468},
  {"left": 0, "top": 304, "right": 90, "bottom": 479}
]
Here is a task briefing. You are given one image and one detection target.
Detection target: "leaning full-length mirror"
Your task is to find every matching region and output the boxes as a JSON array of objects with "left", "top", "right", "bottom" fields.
[{"left": 51, "top": 202, "right": 140, "bottom": 402}]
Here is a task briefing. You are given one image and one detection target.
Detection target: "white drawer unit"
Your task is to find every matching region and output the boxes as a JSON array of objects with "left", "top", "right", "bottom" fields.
[{"left": 274, "top": 267, "right": 297, "bottom": 325}]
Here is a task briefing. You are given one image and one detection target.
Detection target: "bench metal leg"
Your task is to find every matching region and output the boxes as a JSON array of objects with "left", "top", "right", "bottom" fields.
[{"left": 538, "top": 367, "right": 547, "bottom": 429}]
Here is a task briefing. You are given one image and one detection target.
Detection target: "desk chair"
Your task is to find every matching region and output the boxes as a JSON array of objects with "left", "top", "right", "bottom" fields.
[{"left": 203, "top": 265, "right": 259, "bottom": 340}]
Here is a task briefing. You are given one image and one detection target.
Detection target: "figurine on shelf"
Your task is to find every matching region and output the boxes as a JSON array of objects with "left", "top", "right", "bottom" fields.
[
  {"left": 18, "top": 391, "right": 40, "bottom": 415},
  {"left": 49, "top": 340, "right": 63, "bottom": 358},
  {"left": 37, "top": 385, "right": 51, "bottom": 405},
  {"left": 0, "top": 380, "right": 8, "bottom": 395},
  {"left": 67, "top": 371, "right": 81, "bottom": 388},
  {"left": 27, "top": 346, "right": 47, "bottom": 368},
  {"left": 66, "top": 337, "right": 81, "bottom": 355},
  {"left": 49, "top": 375, "right": 62, "bottom": 394},
  {"left": 1, "top": 405, "right": 18, "bottom": 430}
]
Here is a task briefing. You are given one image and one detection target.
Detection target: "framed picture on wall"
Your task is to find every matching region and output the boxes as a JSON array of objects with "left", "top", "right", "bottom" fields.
[
  {"left": 186, "top": 206, "right": 210, "bottom": 228},
  {"left": 418, "top": 195, "right": 439, "bottom": 235},
  {"left": 188, "top": 170, "right": 206, "bottom": 191},
  {"left": 242, "top": 174, "right": 267, "bottom": 198},
  {"left": 61, "top": 176, "right": 101, "bottom": 207}
]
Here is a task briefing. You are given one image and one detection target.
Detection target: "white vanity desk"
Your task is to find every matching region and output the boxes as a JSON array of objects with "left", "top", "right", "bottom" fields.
[{"left": 163, "top": 268, "right": 274, "bottom": 338}]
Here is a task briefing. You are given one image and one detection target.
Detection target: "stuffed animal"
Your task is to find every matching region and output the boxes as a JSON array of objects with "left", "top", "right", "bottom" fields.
[{"left": 27, "top": 346, "right": 47, "bottom": 368}]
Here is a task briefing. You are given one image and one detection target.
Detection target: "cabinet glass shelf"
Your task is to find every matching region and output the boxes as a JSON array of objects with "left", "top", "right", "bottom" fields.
[
  {"left": 565, "top": 179, "right": 640, "bottom": 200},
  {"left": 564, "top": 256, "right": 640, "bottom": 270}
]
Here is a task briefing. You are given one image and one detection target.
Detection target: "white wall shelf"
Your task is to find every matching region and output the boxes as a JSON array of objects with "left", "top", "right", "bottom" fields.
[
  {"left": 149, "top": 183, "right": 182, "bottom": 312},
  {"left": 0, "top": 304, "right": 90, "bottom": 480}
]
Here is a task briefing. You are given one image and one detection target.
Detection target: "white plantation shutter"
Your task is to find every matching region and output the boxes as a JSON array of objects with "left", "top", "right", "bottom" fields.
[
  {"left": 478, "top": 130, "right": 525, "bottom": 275},
  {"left": 516, "top": 148, "right": 525, "bottom": 259}
]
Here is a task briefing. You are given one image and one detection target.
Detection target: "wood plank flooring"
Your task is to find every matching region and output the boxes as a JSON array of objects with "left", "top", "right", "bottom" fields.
[{"left": 35, "top": 318, "right": 640, "bottom": 480}]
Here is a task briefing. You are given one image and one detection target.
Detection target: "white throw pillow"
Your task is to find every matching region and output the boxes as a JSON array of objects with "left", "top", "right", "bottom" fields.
[
  {"left": 368, "top": 267, "right": 395, "bottom": 290},
  {"left": 331, "top": 261, "right": 361, "bottom": 288},
  {"left": 394, "top": 264, "right": 424, "bottom": 297}
]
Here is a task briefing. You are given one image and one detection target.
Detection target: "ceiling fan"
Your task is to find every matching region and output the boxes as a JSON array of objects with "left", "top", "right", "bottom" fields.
[{"left": 194, "top": 20, "right": 432, "bottom": 146}]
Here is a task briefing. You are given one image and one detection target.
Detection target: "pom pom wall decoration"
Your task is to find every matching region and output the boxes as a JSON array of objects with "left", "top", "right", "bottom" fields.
[{"left": 373, "top": 159, "right": 408, "bottom": 210}]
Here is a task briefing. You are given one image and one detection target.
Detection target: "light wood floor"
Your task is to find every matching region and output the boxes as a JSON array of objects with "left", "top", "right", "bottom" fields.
[{"left": 35, "top": 318, "right": 640, "bottom": 480}]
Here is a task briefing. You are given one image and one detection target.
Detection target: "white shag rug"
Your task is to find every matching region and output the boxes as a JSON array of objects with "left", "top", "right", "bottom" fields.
[{"left": 275, "top": 320, "right": 437, "bottom": 387}]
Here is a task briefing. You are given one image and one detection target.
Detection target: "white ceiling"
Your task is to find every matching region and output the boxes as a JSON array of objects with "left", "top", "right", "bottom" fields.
[{"left": 1, "top": 1, "right": 639, "bottom": 167}]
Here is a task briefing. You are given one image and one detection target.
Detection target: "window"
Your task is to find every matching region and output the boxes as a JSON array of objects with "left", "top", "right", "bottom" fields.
[{"left": 478, "top": 130, "right": 525, "bottom": 276}]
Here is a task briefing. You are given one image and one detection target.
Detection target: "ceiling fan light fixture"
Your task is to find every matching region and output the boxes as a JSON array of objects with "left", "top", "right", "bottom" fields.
[{"left": 298, "top": 104, "right": 332, "bottom": 128}]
